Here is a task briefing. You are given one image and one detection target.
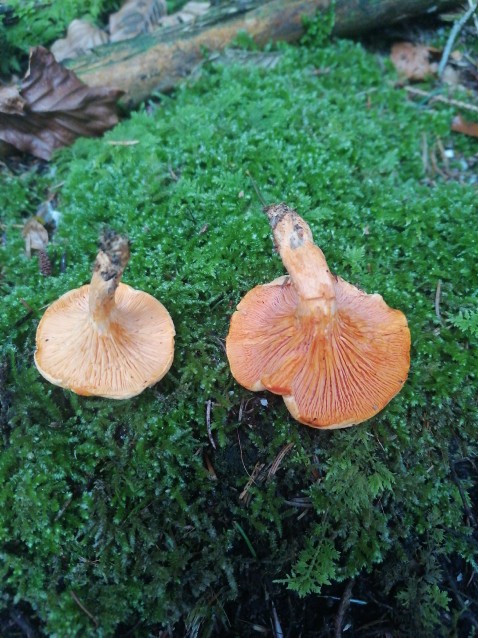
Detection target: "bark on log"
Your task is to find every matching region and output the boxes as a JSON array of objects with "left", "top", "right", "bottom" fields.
[
  {"left": 69, "top": 0, "right": 460, "bottom": 107},
  {"left": 334, "top": 0, "right": 458, "bottom": 36}
]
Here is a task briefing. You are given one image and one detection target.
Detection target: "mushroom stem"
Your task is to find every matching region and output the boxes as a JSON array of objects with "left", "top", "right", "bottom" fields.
[
  {"left": 264, "top": 204, "right": 336, "bottom": 318},
  {"left": 88, "top": 230, "right": 130, "bottom": 333}
]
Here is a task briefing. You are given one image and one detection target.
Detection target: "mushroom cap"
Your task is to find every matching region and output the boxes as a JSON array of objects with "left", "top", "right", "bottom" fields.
[
  {"left": 226, "top": 275, "right": 410, "bottom": 429},
  {"left": 35, "top": 282, "right": 175, "bottom": 399}
]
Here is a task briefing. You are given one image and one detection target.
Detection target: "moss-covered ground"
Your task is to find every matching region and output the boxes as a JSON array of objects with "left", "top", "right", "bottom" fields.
[{"left": 1, "top": 35, "right": 477, "bottom": 637}]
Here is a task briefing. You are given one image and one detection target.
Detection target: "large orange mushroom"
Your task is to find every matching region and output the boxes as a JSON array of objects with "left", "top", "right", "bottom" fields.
[
  {"left": 35, "top": 230, "right": 175, "bottom": 399},
  {"left": 226, "top": 204, "right": 411, "bottom": 429}
]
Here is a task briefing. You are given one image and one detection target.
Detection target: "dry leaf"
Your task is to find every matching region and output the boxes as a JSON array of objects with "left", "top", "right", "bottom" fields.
[
  {"left": 391, "top": 42, "right": 438, "bottom": 81},
  {"left": 0, "top": 47, "right": 124, "bottom": 160},
  {"left": 22, "top": 218, "right": 48, "bottom": 258},
  {"left": 110, "top": 0, "right": 167, "bottom": 43},
  {"left": 51, "top": 19, "right": 109, "bottom": 62},
  {"left": 451, "top": 114, "right": 478, "bottom": 138}
]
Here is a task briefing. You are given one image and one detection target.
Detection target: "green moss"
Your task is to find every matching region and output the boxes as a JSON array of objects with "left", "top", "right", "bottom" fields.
[{"left": 1, "top": 37, "right": 477, "bottom": 636}]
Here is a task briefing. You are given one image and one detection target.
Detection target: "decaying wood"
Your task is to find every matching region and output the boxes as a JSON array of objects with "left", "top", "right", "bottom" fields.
[
  {"left": 334, "top": 0, "right": 459, "bottom": 36},
  {"left": 69, "top": 0, "right": 460, "bottom": 106}
]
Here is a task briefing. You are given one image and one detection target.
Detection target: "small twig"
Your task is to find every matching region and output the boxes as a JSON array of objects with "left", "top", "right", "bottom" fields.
[
  {"left": 205, "top": 399, "right": 216, "bottom": 449},
  {"left": 168, "top": 165, "right": 179, "bottom": 181},
  {"left": 19, "top": 298, "right": 35, "bottom": 313},
  {"left": 318, "top": 594, "right": 367, "bottom": 606},
  {"left": 238, "top": 396, "right": 255, "bottom": 423},
  {"left": 370, "top": 427, "right": 386, "bottom": 453},
  {"left": 239, "top": 462, "right": 265, "bottom": 501},
  {"left": 310, "top": 452, "right": 321, "bottom": 481},
  {"left": 451, "top": 460, "right": 477, "bottom": 527},
  {"left": 436, "top": 138, "right": 450, "bottom": 171},
  {"left": 469, "top": 0, "right": 478, "bottom": 32},
  {"left": 335, "top": 579, "right": 356, "bottom": 638},
  {"left": 284, "top": 496, "right": 313, "bottom": 508},
  {"left": 209, "top": 334, "right": 226, "bottom": 355},
  {"left": 270, "top": 600, "right": 284, "bottom": 638},
  {"left": 236, "top": 429, "right": 251, "bottom": 479},
  {"left": 70, "top": 590, "right": 98, "bottom": 627},
  {"left": 405, "top": 86, "right": 478, "bottom": 114},
  {"left": 238, "top": 398, "right": 245, "bottom": 423},
  {"left": 429, "top": 143, "right": 447, "bottom": 180},
  {"left": 15, "top": 299, "right": 36, "bottom": 327},
  {"left": 55, "top": 496, "right": 73, "bottom": 521},
  {"left": 233, "top": 520, "right": 257, "bottom": 558},
  {"left": 50, "top": 180, "right": 65, "bottom": 192},
  {"left": 105, "top": 140, "right": 139, "bottom": 146},
  {"left": 445, "top": 569, "right": 478, "bottom": 630},
  {"left": 267, "top": 442, "right": 294, "bottom": 479},
  {"left": 435, "top": 279, "right": 443, "bottom": 323},
  {"left": 10, "top": 609, "right": 38, "bottom": 638},
  {"left": 421, "top": 132, "right": 429, "bottom": 176},
  {"left": 246, "top": 170, "right": 268, "bottom": 207},
  {"left": 249, "top": 624, "right": 268, "bottom": 634},
  {"left": 204, "top": 452, "right": 217, "bottom": 480},
  {"left": 438, "top": 3, "right": 478, "bottom": 79}
]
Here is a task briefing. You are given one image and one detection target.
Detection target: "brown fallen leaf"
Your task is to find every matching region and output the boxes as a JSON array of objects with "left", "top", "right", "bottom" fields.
[
  {"left": 0, "top": 47, "right": 124, "bottom": 160},
  {"left": 451, "top": 114, "right": 478, "bottom": 138},
  {"left": 22, "top": 218, "right": 48, "bottom": 258},
  {"left": 50, "top": 19, "right": 109, "bottom": 62},
  {"left": 109, "top": 0, "right": 167, "bottom": 43},
  {"left": 391, "top": 42, "right": 438, "bottom": 81}
]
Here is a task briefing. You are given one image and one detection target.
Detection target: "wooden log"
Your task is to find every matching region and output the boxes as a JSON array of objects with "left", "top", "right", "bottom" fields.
[
  {"left": 334, "top": 0, "right": 459, "bottom": 36},
  {"left": 69, "top": 0, "right": 460, "bottom": 106}
]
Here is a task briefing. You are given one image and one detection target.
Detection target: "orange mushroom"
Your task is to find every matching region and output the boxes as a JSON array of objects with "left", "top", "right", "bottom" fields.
[
  {"left": 226, "top": 204, "right": 411, "bottom": 429},
  {"left": 35, "top": 230, "right": 175, "bottom": 399}
]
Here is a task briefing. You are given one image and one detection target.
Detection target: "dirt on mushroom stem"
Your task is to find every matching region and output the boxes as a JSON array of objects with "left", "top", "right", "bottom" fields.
[
  {"left": 34, "top": 229, "right": 175, "bottom": 399},
  {"left": 89, "top": 230, "right": 130, "bottom": 332}
]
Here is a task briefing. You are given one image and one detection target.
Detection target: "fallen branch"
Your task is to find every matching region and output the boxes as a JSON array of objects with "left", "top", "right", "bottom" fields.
[
  {"left": 334, "top": 578, "right": 356, "bottom": 638},
  {"left": 68, "top": 0, "right": 461, "bottom": 106},
  {"left": 405, "top": 86, "right": 478, "bottom": 114},
  {"left": 438, "top": 2, "right": 478, "bottom": 78}
]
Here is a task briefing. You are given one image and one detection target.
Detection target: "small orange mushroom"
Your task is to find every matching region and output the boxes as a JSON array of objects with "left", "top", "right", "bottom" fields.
[
  {"left": 35, "top": 230, "right": 175, "bottom": 399},
  {"left": 226, "top": 204, "right": 411, "bottom": 429}
]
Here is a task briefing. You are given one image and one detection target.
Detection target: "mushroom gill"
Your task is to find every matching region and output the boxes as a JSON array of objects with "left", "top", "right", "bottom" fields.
[
  {"left": 35, "top": 230, "right": 175, "bottom": 399},
  {"left": 226, "top": 204, "right": 410, "bottom": 429}
]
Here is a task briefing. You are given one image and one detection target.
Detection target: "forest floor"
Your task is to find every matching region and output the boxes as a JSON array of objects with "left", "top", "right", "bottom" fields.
[{"left": 1, "top": 7, "right": 478, "bottom": 638}]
